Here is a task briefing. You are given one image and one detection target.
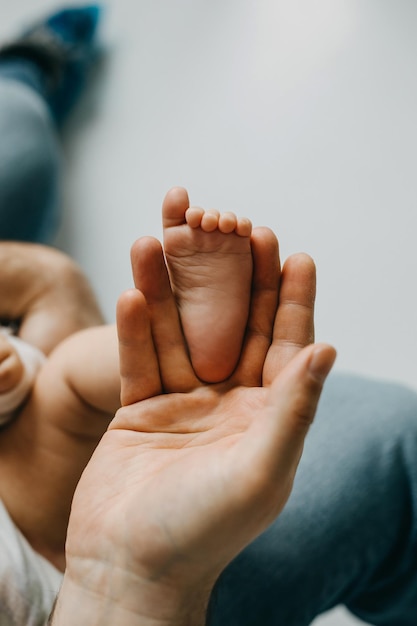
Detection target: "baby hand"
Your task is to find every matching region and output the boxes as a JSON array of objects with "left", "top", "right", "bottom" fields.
[
  {"left": 0, "top": 331, "right": 45, "bottom": 425},
  {"left": 0, "top": 333, "right": 24, "bottom": 394}
]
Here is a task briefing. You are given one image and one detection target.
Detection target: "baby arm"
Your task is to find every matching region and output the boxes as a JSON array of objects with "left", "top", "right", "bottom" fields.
[
  {"left": 0, "top": 242, "right": 104, "bottom": 355},
  {"left": 37, "top": 324, "right": 121, "bottom": 428},
  {"left": 0, "top": 324, "right": 120, "bottom": 570}
]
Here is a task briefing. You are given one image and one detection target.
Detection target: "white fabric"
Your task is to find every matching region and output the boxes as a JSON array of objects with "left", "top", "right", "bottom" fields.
[
  {"left": 0, "top": 498, "right": 63, "bottom": 625},
  {"left": 0, "top": 328, "right": 46, "bottom": 425}
]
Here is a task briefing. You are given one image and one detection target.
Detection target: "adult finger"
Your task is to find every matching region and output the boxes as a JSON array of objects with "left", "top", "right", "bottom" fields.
[
  {"left": 117, "top": 289, "right": 162, "bottom": 406},
  {"left": 239, "top": 343, "right": 336, "bottom": 522},
  {"left": 131, "top": 237, "right": 199, "bottom": 392},
  {"left": 235, "top": 227, "right": 280, "bottom": 387},
  {"left": 263, "top": 253, "right": 316, "bottom": 387}
]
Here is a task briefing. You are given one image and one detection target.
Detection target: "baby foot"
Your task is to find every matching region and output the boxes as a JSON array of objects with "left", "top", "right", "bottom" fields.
[
  {"left": 163, "top": 187, "right": 253, "bottom": 382},
  {"left": 0, "top": 333, "right": 24, "bottom": 395}
]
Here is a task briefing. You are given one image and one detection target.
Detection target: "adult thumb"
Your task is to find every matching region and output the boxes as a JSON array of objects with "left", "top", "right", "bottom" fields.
[
  {"left": 241, "top": 342, "right": 336, "bottom": 515},
  {"left": 265, "top": 343, "right": 336, "bottom": 479}
]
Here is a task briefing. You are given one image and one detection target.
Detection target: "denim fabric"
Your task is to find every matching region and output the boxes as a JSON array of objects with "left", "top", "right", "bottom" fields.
[
  {"left": 0, "top": 77, "right": 61, "bottom": 242},
  {"left": 209, "top": 374, "right": 417, "bottom": 625}
]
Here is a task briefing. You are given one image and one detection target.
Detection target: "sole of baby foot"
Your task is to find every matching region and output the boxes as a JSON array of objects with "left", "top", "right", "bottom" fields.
[{"left": 163, "top": 187, "right": 253, "bottom": 383}]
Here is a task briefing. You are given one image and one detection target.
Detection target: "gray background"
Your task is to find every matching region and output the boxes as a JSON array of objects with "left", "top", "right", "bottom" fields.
[{"left": 3, "top": 2, "right": 417, "bottom": 624}]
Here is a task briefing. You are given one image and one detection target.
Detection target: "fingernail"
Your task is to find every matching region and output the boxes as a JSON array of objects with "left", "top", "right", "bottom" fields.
[{"left": 309, "top": 345, "right": 337, "bottom": 383}]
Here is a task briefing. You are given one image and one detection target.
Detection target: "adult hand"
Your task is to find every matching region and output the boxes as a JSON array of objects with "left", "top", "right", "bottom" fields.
[{"left": 54, "top": 231, "right": 336, "bottom": 626}]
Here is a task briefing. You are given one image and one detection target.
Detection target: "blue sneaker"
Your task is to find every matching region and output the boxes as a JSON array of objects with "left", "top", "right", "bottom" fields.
[{"left": 0, "top": 5, "right": 102, "bottom": 124}]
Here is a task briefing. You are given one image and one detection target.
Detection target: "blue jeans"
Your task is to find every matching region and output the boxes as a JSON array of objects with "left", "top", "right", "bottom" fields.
[
  {"left": 210, "top": 374, "right": 417, "bottom": 625},
  {"left": 1, "top": 73, "right": 417, "bottom": 626},
  {"left": 0, "top": 77, "right": 61, "bottom": 242}
]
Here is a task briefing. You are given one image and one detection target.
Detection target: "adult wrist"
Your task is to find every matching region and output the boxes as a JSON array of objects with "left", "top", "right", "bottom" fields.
[{"left": 50, "top": 570, "right": 213, "bottom": 626}]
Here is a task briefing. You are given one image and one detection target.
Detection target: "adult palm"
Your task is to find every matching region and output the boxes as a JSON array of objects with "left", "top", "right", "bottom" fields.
[{"left": 64, "top": 230, "right": 335, "bottom": 624}]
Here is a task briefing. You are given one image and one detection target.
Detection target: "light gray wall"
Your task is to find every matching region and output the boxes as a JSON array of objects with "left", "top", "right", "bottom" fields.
[
  {"left": 59, "top": 0, "right": 417, "bottom": 393},
  {"left": 4, "top": 2, "right": 417, "bottom": 624}
]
